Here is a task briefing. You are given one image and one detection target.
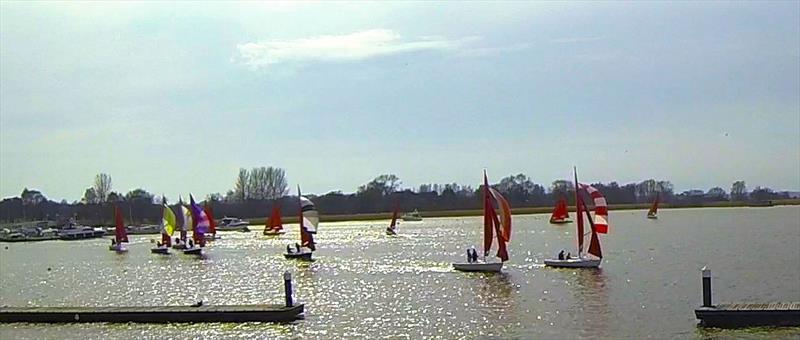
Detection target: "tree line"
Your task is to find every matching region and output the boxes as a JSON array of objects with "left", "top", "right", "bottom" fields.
[{"left": 0, "top": 170, "right": 793, "bottom": 225}]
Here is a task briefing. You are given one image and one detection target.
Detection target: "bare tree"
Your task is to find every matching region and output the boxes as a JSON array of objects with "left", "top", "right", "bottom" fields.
[
  {"left": 93, "top": 173, "right": 112, "bottom": 203},
  {"left": 731, "top": 181, "right": 747, "bottom": 201},
  {"left": 234, "top": 168, "right": 249, "bottom": 202},
  {"left": 266, "top": 167, "right": 288, "bottom": 199}
]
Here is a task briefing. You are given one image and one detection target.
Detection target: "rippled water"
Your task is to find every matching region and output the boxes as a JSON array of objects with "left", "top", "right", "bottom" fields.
[{"left": 1, "top": 206, "right": 799, "bottom": 339}]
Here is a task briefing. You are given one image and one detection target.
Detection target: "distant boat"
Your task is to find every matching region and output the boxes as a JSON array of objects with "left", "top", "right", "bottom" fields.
[
  {"left": 263, "top": 205, "right": 285, "bottom": 236},
  {"left": 647, "top": 193, "right": 659, "bottom": 219},
  {"left": 108, "top": 205, "right": 129, "bottom": 252},
  {"left": 386, "top": 202, "right": 400, "bottom": 236},
  {"left": 285, "top": 186, "right": 317, "bottom": 261},
  {"left": 453, "top": 171, "right": 512, "bottom": 273},
  {"left": 217, "top": 217, "right": 251, "bottom": 232},
  {"left": 549, "top": 195, "right": 573, "bottom": 224},
  {"left": 545, "top": 168, "right": 608, "bottom": 268},
  {"left": 401, "top": 209, "right": 422, "bottom": 221},
  {"left": 151, "top": 196, "right": 175, "bottom": 255}
]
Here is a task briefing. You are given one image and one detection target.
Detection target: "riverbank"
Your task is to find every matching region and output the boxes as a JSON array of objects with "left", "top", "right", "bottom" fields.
[{"left": 243, "top": 198, "right": 800, "bottom": 225}]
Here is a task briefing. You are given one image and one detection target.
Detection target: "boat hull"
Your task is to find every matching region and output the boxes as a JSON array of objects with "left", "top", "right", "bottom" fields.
[
  {"left": 647, "top": 214, "right": 658, "bottom": 219},
  {"left": 452, "top": 262, "right": 503, "bottom": 272},
  {"left": 544, "top": 258, "right": 601, "bottom": 268},
  {"left": 385, "top": 229, "right": 396, "bottom": 236},
  {"left": 263, "top": 230, "right": 286, "bottom": 236},
  {"left": 217, "top": 226, "right": 250, "bottom": 232},
  {"left": 401, "top": 217, "right": 422, "bottom": 222},
  {"left": 182, "top": 248, "right": 203, "bottom": 255},
  {"left": 150, "top": 247, "right": 170, "bottom": 254},
  {"left": 549, "top": 218, "right": 572, "bottom": 224},
  {"left": 284, "top": 252, "right": 312, "bottom": 261},
  {"left": 108, "top": 245, "right": 127, "bottom": 252}
]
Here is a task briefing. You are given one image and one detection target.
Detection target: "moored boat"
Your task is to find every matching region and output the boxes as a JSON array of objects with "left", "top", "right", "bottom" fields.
[
  {"left": 218, "top": 217, "right": 250, "bottom": 232},
  {"left": 401, "top": 209, "right": 422, "bottom": 221},
  {"left": 452, "top": 171, "right": 512, "bottom": 273},
  {"left": 544, "top": 168, "right": 608, "bottom": 269},
  {"left": 284, "top": 186, "right": 317, "bottom": 261}
]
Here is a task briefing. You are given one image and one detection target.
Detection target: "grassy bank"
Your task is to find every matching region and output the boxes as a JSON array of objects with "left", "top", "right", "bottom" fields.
[{"left": 243, "top": 199, "right": 800, "bottom": 225}]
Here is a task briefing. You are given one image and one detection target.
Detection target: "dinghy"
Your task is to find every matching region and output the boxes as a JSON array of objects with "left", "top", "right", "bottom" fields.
[
  {"left": 386, "top": 202, "right": 399, "bottom": 236},
  {"left": 181, "top": 195, "right": 210, "bottom": 256},
  {"left": 108, "top": 205, "right": 129, "bottom": 252},
  {"left": 285, "top": 186, "right": 317, "bottom": 261},
  {"left": 647, "top": 193, "right": 659, "bottom": 219},
  {"left": 549, "top": 195, "right": 572, "bottom": 224},
  {"left": 453, "top": 171, "right": 512, "bottom": 273},
  {"left": 263, "top": 205, "right": 286, "bottom": 236},
  {"left": 544, "top": 168, "right": 608, "bottom": 269},
  {"left": 172, "top": 198, "right": 191, "bottom": 250},
  {"left": 151, "top": 196, "right": 175, "bottom": 255}
]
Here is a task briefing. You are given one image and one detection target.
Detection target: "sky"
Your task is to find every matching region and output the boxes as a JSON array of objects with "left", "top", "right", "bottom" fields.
[{"left": 1, "top": 1, "right": 799, "bottom": 202}]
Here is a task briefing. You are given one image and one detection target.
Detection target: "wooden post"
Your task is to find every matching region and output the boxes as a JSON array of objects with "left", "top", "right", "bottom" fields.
[
  {"left": 702, "top": 267, "right": 712, "bottom": 307},
  {"left": 284, "top": 271, "right": 293, "bottom": 307}
]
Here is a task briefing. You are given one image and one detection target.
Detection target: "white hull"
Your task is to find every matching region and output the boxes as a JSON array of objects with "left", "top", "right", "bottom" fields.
[
  {"left": 452, "top": 262, "right": 503, "bottom": 272},
  {"left": 549, "top": 218, "right": 572, "bottom": 224},
  {"left": 108, "top": 244, "right": 127, "bottom": 252},
  {"left": 263, "top": 230, "right": 286, "bottom": 236},
  {"left": 647, "top": 214, "right": 658, "bottom": 219},
  {"left": 544, "top": 258, "right": 601, "bottom": 268}
]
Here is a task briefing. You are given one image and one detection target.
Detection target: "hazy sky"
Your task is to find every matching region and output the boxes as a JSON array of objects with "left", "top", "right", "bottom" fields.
[{"left": 1, "top": 1, "right": 798, "bottom": 201}]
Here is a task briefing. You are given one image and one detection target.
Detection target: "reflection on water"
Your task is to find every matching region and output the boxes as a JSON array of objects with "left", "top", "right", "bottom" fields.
[{"left": 0, "top": 207, "right": 798, "bottom": 339}]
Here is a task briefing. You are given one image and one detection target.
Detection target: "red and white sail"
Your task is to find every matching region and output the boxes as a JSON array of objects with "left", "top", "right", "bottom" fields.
[
  {"left": 297, "top": 186, "right": 317, "bottom": 251},
  {"left": 578, "top": 183, "right": 608, "bottom": 234},
  {"left": 483, "top": 172, "right": 512, "bottom": 262}
]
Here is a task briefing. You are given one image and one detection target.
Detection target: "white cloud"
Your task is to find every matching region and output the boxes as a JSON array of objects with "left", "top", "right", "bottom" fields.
[{"left": 236, "top": 29, "right": 475, "bottom": 68}]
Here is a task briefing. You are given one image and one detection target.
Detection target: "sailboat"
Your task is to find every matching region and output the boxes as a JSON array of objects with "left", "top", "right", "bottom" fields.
[
  {"left": 647, "top": 193, "right": 659, "bottom": 219},
  {"left": 453, "top": 171, "right": 512, "bottom": 273},
  {"left": 204, "top": 203, "right": 219, "bottom": 240},
  {"left": 386, "top": 202, "right": 400, "bottom": 235},
  {"left": 108, "top": 204, "right": 129, "bottom": 252},
  {"left": 151, "top": 196, "right": 175, "bottom": 254},
  {"left": 182, "top": 195, "right": 209, "bottom": 255},
  {"left": 172, "top": 198, "right": 191, "bottom": 250},
  {"left": 544, "top": 168, "right": 609, "bottom": 268},
  {"left": 285, "top": 186, "right": 317, "bottom": 261},
  {"left": 549, "top": 195, "right": 572, "bottom": 224},
  {"left": 263, "top": 205, "right": 285, "bottom": 236}
]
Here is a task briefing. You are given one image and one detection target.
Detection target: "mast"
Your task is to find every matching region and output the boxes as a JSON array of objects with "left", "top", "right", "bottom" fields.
[
  {"left": 389, "top": 201, "right": 399, "bottom": 231},
  {"left": 574, "top": 167, "right": 584, "bottom": 257}
]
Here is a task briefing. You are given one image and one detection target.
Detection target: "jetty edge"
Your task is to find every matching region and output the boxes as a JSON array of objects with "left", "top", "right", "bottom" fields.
[
  {"left": 0, "top": 271, "right": 304, "bottom": 324},
  {"left": 694, "top": 267, "right": 800, "bottom": 328}
]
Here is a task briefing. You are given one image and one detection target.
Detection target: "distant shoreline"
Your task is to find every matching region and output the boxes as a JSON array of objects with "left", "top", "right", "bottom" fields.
[{"left": 244, "top": 199, "right": 800, "bottom": 225}]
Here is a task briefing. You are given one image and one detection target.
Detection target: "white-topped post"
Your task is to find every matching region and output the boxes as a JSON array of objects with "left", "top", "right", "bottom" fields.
[
  {"left": 284, "top": 271, "right": 293, "bottom": 307},
  {"left": 702, "top": 267, "right": 712, "bottom": 307}
]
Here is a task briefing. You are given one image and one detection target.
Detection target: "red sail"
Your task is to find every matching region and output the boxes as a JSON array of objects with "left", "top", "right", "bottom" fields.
[
  {"left": 114, "top": 205, "right": 128, "bottom": 243},
  {"left": 204, "top": 205, "right": 217, "bottom": 235},
  {"left": 161, "top": 232, "right": 171, "bottom": 247},
  {"left": 550, "top": 196, "right": 569, "bottom": 222},
  {"left": 271, "top": 206, "right": 283, "bottom": 231},
  {"left": 585, "top": 201, "right": 603, "bottom": 259},
  {"left": 483, "top": 172, "right": 494, "bottom": 257}
]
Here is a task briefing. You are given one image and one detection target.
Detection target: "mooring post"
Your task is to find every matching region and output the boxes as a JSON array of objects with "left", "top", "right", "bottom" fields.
[
  {"left": 284, "top": 271, "right": 293, "bottom": 307},
  {"left": 702, "top": 267, "right": 712, "bottom": 307}
]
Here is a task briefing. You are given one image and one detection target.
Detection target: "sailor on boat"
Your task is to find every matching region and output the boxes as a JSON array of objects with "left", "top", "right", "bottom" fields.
[
  {"left": 286, "top": 245, "right": 293, "bottom": 254},
  {"left": 558, "top": 250, "right": 565, "bottom": 260},
  {"left": 566, "top": 252, "right": 571, "bottom": 260}
]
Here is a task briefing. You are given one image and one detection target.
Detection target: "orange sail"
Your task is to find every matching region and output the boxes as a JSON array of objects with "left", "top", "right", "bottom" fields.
[
  {"left": 114, "top": 204, "right": 128, "bottom": 243},
  {"left": 647, "top": 193, "right": 659, "bottom": 217},
  {"left": 483, "top": 171, "right": 512, "bottom": 262}
]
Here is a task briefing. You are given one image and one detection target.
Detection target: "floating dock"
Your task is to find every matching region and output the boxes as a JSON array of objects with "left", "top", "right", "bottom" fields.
[
  {"left": 694, "top": 267, "right": 800, "bottom": 328},
  {"left": 695, "top": 303, "right": 800, "bottom": 328},
  {"left": 0, "top": 271, "right": 305, "bottom": 324},
  {"left": 0, "top": 304, "right": 304, "bottom": 323}
]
